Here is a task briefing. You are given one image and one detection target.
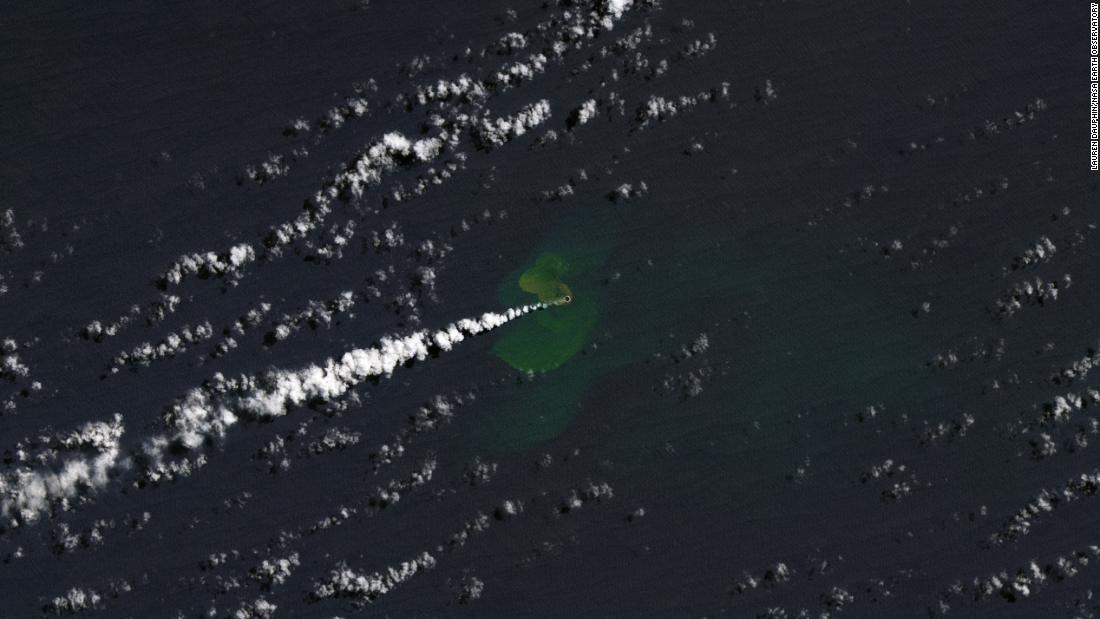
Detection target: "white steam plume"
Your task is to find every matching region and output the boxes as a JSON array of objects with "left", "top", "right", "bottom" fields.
[
  {"left": 2, "top": 303, "right": 547, "bottom": 526},
  {"left": 145, "top": 302, "right": 549, "bottom": 479}
]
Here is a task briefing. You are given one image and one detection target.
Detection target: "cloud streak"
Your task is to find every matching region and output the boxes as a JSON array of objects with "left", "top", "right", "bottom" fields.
[{"left": 3, "top": 303, "right": 547, "bottom": 526}]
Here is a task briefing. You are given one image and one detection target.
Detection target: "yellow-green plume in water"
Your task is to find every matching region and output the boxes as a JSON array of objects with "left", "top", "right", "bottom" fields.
[
  {"left": 493, "top": 251, "right": 599, "bottom": 372},
  {"left": 518, "top": 254, "right": 573, "bottom": 305}
]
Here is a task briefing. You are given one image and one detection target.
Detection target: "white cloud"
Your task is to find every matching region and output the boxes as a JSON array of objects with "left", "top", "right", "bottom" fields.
[
  {"left": 572, "top": 99, "right": 598, "bottom": 126},
  {"left": 158, "top": 243, "right": 256, "bottom": 288},
  {"left": 144, "top": 303, "right": 546, "bottom": 482},
  {"left": 312, "top": 552, "right": 437, "bottom": 603},
  {"left": 604, "top": 0, "right": 634, "bottom": 19},
  {"left": 995, "top": 274, "right": 1072, "bottom": 318},
  {"left": 265, "top": 291, "right": 356, "bottom": 347},
  {"left": 476, "top": 100, "right": 552, "bottom": 149},
  {"left": 0, "top": 208, "right": 23, "bottom": 253},
  {"left": 45, "top": 587, "right": 102, "bottom": 615},
  {"left": 0, "top": 350, "right": 29, "bottom": 381},
  {"left": 231, "top": 597, "right": 277, "bottom": 619},
  {"left": 1, "top": 415, "right": 127, "bottom": 526},
  {"left": 251, "top": 552, "right": 300, "bottom": 589},
  {"left": 110, "top": 321, "right": 213, "bottom": 372}
]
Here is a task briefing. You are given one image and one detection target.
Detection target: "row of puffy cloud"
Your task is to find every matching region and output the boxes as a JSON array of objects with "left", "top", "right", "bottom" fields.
[
  {"left": 24, "top": 0, "right": 638, "bottom": 539},
  {"left": 1, "top": 415, "right": 126, "bottom": 526},
  {"left": 0, "top": 304, "right": 545, "bottom": 526},
  {"left": 158, "top": 303, "right": 545, "bottom": 451},
  {"left": 81, "top": 0, "right": 640, "bottom": 351},
  {"left": 311, "top": 553, "right": 437, "bottom": 603}
]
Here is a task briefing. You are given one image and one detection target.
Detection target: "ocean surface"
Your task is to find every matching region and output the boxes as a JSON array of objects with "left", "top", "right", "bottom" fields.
[{"left": 1, "top": 1, "right": 1097, "bottom": 616}]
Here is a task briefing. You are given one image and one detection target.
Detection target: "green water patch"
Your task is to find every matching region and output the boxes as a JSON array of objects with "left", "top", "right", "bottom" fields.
[
  {"left": 479, "top": 213, "right": 623, "bottom": 451},
  {"left": 494, "top": 257, "right": 596, "bottom": 372},
  {"left": 493, "top": 228, "right": 610, "bottom": 373},
  {"left": 478, "top": 362, "right": 591, "bottom": 450},
  {"left": 478, "top": 197, "right": 932, "bottom": 460},
  {"left": 480, "top": 334, "right": 635, "bottom": 453},
  {"left": 519, "top": 253, "right": 574, "bottom": 304}
]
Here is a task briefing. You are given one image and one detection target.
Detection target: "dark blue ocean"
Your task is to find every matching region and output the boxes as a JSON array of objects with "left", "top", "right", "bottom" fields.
[{"left": 1, "top": 1, "right": 1097, "bottom": 616}]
